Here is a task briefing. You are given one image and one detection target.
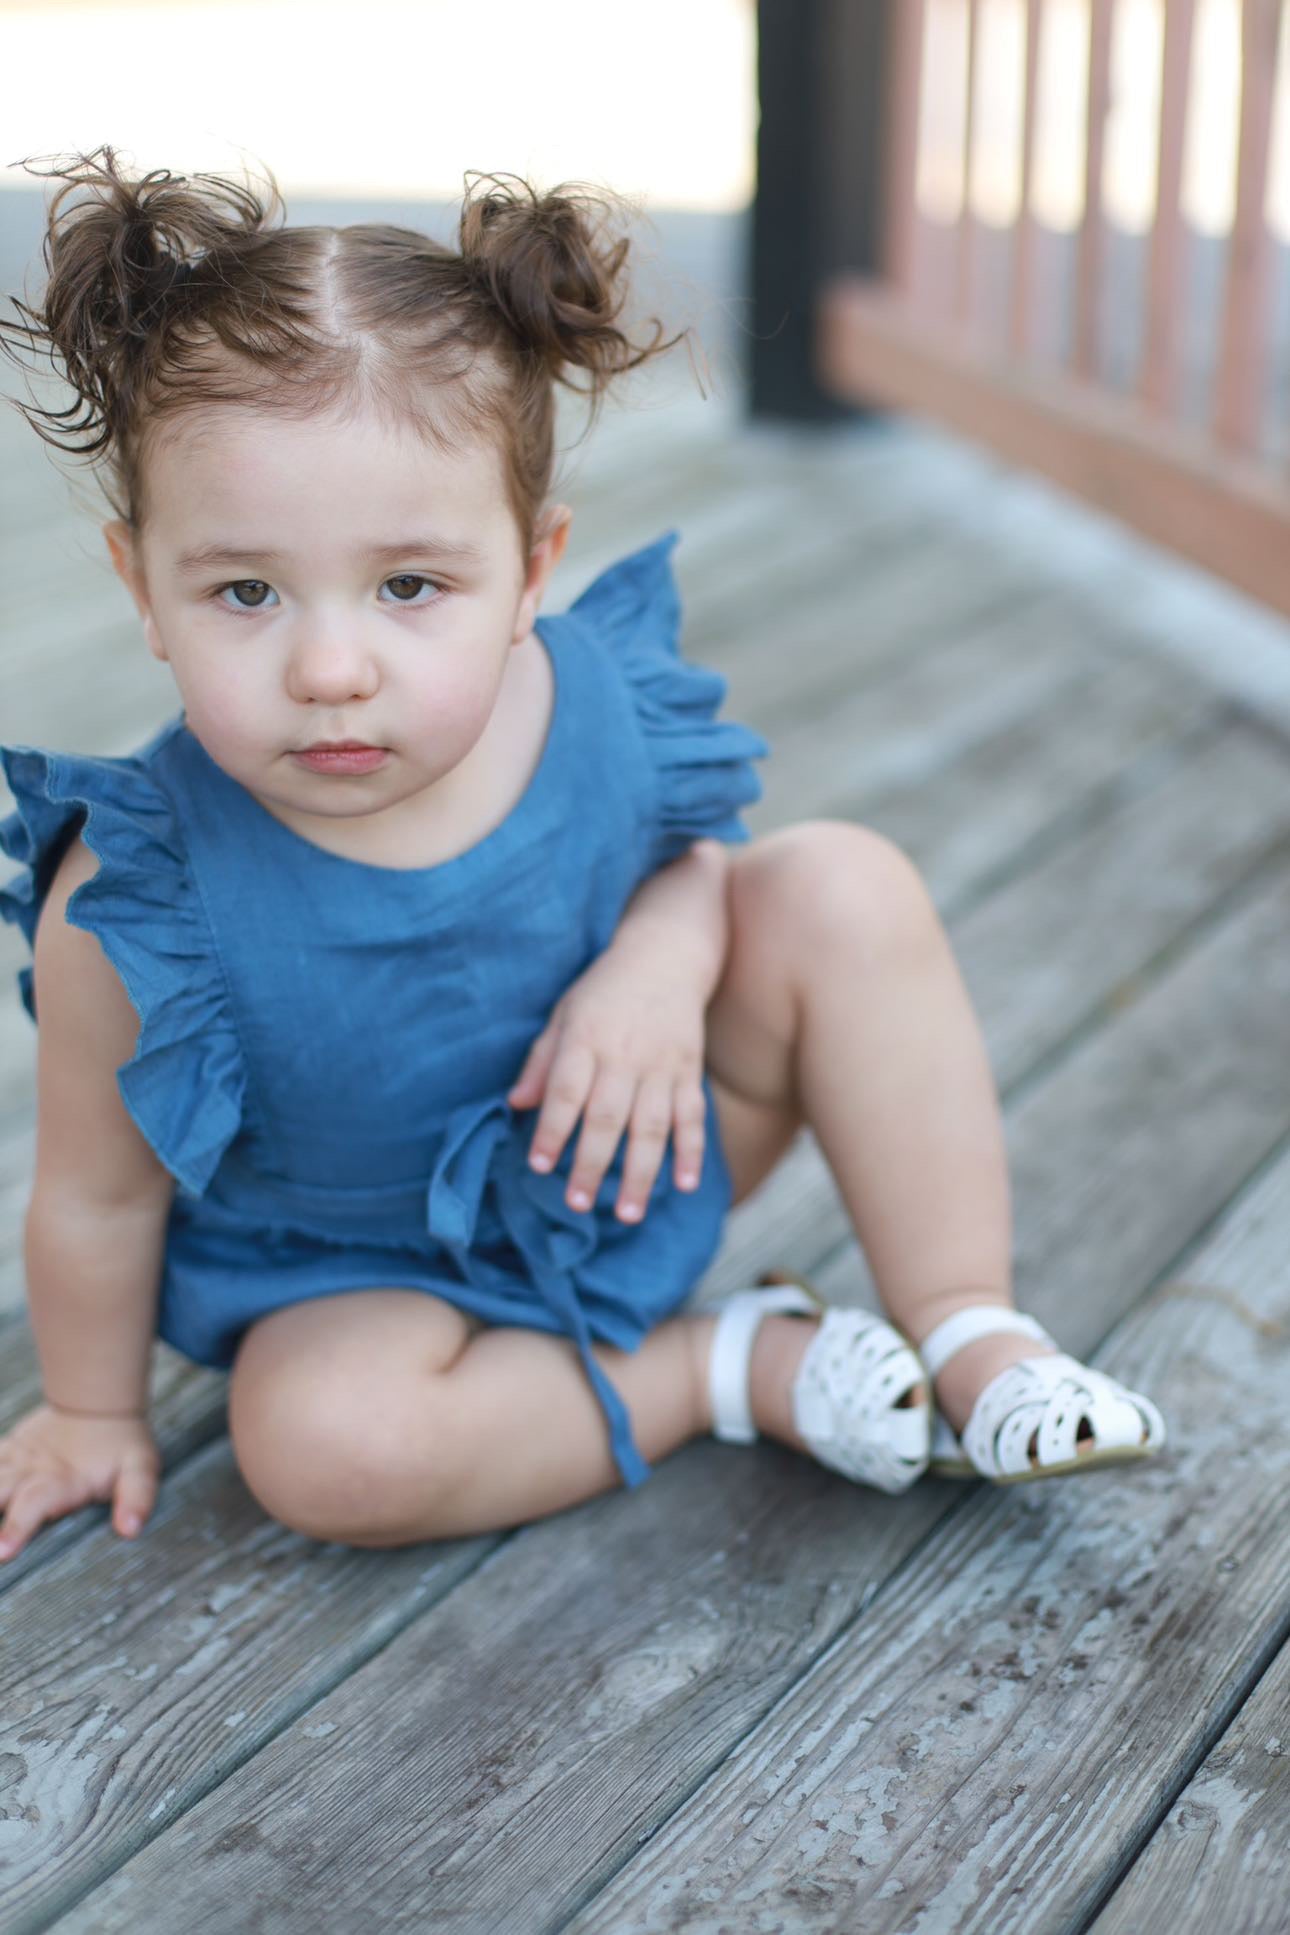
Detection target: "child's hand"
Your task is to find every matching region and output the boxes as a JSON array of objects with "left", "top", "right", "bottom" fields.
[
  {"left": 507, "top": 944, "right": 709, "bottom": 1223},
  {"left": 0, "top": 1403, "right": 161, "bottom": 1563}
]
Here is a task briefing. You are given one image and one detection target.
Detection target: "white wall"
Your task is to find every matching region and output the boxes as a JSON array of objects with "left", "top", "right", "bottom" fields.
[{"left": 0, "top": 0, "right": 756, "bottom": 211}]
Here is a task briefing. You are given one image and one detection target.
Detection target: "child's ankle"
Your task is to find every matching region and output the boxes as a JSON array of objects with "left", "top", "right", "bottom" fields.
[
  {"left": 748, "top": 1313, "right": 819, "bottom": 1450},
  {"left": 902, "top": 1288, "right": 1051, "bottom": 1436},
  {"left": 689, "top": 1309, "right": 819, "bottom": 1449},
  {"left": 930, "top": 1330, "right": 1056, "bottom": 1435}
]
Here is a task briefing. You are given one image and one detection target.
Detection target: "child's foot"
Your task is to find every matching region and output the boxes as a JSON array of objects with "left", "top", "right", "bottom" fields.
[
  {"left": 697, "top": 1274, "right": 931, "bottom": 1494},
  {"left": 917, "top": 1303, "right": 1167, "bottom": 1482},
  {"left": 925, "top": 1312, "right": 1058, "bottom": 1438}
]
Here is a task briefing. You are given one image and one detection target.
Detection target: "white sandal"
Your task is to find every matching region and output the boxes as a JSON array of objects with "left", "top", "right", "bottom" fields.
[
  {"left": 706, "top": 1270, "right": 931, "bottom": 1494},
  {"left": 920, "top": 1307, "right": 1167, "bottom": 1483}
]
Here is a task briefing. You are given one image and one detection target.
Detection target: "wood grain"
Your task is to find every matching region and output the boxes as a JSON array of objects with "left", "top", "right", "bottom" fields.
[
  {"left": 570, "top": 1146, "right": 1290, "bottom": 1935},
  {"left": 31, "top": 854, "right": 1290, "bottom": 1934},
  {"left": 1092, "top": 1637, "right": 1290, "bottom": 1935}
]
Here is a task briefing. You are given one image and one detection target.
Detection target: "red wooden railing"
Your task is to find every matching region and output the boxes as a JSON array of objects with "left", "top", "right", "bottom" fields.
[{"left": 818, "top": 0, "right": 1290, "bottom": 618}]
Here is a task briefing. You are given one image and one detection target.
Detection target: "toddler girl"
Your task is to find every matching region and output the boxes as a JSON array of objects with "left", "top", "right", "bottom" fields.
[{"left": 0, "top": 148, "right": 1164, "bottom": 1564}]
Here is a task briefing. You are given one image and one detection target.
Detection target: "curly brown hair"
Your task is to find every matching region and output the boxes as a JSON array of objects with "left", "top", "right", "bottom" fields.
[{"left": 0, "top": 146, "right": 684, "bottom": 553}]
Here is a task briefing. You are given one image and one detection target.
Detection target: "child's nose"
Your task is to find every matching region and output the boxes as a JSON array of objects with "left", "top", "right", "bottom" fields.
[{"left": 285, "top": 627, "right": 381, "bottom": 705}]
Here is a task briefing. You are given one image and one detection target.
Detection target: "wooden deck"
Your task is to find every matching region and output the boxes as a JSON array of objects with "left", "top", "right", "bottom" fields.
[{"left": 2, "top": 365, "right": 1289, "bottom": 1933}]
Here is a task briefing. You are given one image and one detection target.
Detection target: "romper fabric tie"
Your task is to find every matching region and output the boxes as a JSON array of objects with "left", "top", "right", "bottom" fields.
[{"left": 426, "top": 1095, "right": 652, "bottom": 1488}]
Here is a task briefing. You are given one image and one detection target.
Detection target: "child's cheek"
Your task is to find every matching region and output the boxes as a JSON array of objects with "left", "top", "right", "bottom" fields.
[{"left": 407, "top": 665, "right": 502, "bottom": 765}]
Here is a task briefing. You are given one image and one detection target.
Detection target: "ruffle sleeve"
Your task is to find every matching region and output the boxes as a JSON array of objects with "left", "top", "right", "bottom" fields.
[
  {"left": 0, "top": 742, "right": 246, "bottom": 1198},
  {"left": 571, "top": 530, "right": 771, "bottom": 872}
]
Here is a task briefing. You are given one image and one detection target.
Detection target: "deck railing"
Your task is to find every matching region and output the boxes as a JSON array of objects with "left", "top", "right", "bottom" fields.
[{"left": 753, "top": 0, "right": 1290, "bottom": 617}]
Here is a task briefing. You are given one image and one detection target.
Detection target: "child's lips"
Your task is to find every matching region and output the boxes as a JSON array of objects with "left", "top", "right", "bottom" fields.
[{"left": 292, "top": 745, "right": 389, "bottom": 774}]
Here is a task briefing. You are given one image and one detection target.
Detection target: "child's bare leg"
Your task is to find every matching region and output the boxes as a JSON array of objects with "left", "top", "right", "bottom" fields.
[
  {"left": 708, "top": 824, "right": 1055, "bottom": 1435},
  {"left": 230, "top": 823, "right": 1041, "bottom": 1547},
  {"left": 228, "top": 1289, "right": 724, "bottom": 1543}
]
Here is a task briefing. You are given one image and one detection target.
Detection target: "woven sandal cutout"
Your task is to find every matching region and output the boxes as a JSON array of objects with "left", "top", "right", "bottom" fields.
[{"left": 921, "top": 1307, "right": 1167, "bottom": 1483}]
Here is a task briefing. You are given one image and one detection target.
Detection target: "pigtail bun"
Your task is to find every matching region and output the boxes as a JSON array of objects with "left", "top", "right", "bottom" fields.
[
  {"left": 0, "top": 144, "right": 282, "bottom": 461},
  {"left": 2, "top": 153, "right": 689, "bottom": 542},
  {"left": 457, "top": 172, "right": 680, "bottom": 401}
]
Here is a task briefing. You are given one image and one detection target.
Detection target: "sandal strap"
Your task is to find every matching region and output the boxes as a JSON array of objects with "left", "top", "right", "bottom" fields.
[
  {"left": 964, "top": 1354, "right": 1167, "bottom": 1476},
  {"left": 708, "top": 1284, "right": 819, "bottom": 1444},
  {"left": 918, "top": 1306, "right": 1053, "bottom": 1380}
]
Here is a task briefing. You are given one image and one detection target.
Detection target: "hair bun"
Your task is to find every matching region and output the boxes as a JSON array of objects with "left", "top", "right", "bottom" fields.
[
  {"left": 1, "top": 144, "right": 280, "bottom": 457},
  {"left": 457, "top": 171, "right": 673, "bottom": 394}
]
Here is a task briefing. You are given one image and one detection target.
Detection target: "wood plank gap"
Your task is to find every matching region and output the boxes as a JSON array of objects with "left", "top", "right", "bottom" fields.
[
  {"left": 928, "top": 710, "right": 1230, "bottom": 923},
  {"left": 1, "top": 1442, "right": 518, "bottom": 1931},
  {"left": 996, "top": 825, "right": 1290, "bottom": 1117},
  {"left": 1079, "top": 1601, "right": 1290, "bottom": 1934},
  {"left": 1087, "top": 1632, "right": 1290, "bottom": 1931},
  {"left": 1072, "top": 1126, "right": 1290, "bottom": 1932}
]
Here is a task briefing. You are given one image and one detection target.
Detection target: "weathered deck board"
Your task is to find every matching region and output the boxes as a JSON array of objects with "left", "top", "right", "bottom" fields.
[
  {"left": 866, "top": 667, "right": 1221, "bottom": 918},
  {"left": 20, "top": 843, "right": 1290, "bottom": 1932},
  {"left": 892, "top": 425, "right": 1290, "bottom": 738},
  {"left": 1091, "top": 1636, "right": 1290, "bottom": 1935},
  {"left": 3, "top": 370, "right": 1290, "bottom": 1930},
  {"left": 0, "top": 1453, "right": 503, "bottom": 1932},
  {"left": 570, "top": 1144, "right": 1290, "bottom": 1935},
  {"left": 947, "top": 722, "right": 1290, "bottom": 1088}
]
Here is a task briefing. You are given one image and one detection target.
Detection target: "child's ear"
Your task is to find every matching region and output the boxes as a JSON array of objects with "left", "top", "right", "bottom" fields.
[
  {"left": 103, "top": 519, "right": 169, "bottom": 663},
  {"left": 512, "top": 504, "right": 572, "bottom": 643}
]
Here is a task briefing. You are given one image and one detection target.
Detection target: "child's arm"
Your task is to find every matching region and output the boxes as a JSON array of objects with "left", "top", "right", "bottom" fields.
[
  {"left": 24, "top": 833, "right": 175, "bottom": 1417},
  {"left": 605, "top": 837, "right": 731, "bottom": 995},
  {"left": 0, "top": 833, "right": 174, "bottom": 1561}
]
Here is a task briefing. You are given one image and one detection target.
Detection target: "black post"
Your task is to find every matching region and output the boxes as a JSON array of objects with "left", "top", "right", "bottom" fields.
[{"left": 749, "top": 0, "right": 894, "bottom": 420}]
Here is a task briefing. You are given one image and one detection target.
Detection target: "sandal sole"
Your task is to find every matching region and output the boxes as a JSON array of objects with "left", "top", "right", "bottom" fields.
[{"left": 930, "top": 1442, "right": 1163, "bottom": 1484}]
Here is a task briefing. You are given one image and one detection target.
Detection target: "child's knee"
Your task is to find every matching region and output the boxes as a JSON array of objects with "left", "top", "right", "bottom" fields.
[
  {"left": 747, "top": 820, "right": 936, "bottom": 960},
  {"left": 228, "top": 1296, "right": 471, "bottom": 1542},
  {"left": 230, "top": 1371, "right": 465, "bottom": 1544}
]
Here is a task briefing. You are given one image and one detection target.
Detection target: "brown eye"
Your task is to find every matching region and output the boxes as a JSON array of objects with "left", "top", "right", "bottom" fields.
[
  {"left": 219, "top": 580, "right": 275, "bottom": 610},
  {"left": 381, "top": 574, "right": 440, "bottom": 606}
]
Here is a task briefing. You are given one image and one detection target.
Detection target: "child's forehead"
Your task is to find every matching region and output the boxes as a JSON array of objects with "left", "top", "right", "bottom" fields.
[{"left": 142, "top": 398, "right": 511, "bottom": 536}]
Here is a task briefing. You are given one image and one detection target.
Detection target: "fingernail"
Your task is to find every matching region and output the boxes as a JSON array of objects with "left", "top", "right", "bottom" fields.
[
  {"left": 122, "top": 1517, "right": 141, "bottom": 1535},
  {"left": 0, "top": 1541, "right": 11, "bottom": 1558},
  {"left": 531, "top": 1153, "right": 553, "bottom": 1172},
  {"left": 569, "top": 1188, "right": 591, "bottom": 1211},
  {"left": 679, "top": 1172, "right": 698, "bottom": 1188},
  {"left": 619, "top": 1202, "right": 642, "bottom": 1222}
]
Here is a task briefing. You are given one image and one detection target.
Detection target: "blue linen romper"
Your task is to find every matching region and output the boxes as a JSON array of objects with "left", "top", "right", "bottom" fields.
[{"left": 0, "top": 533, "right": 771, "bottom": 1489}]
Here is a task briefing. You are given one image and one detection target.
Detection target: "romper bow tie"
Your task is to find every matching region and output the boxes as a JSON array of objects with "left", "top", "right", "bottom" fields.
[{"left": 425, "top": 1095, "right": 651, "bottom": 1488}]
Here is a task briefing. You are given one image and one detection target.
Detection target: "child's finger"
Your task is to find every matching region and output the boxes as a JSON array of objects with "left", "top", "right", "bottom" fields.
[
  {"left": 113, "top": 1455, "right": 158, "bottom": 1537},
  {"left": 0, "top": 1476, "right": 66, "bottom": 1560},
  {"left": 614, "top": 1073, "right": 678, "bottom": 1220},
  {"left": 672, "top": 1078, "right": 707, "bottom": 1190},
  {"left": 507, "top": 1027, "right": 557, "bottom": 1108},
  {"left": 526, "top": 1039, "right": 597, "bottom": 1176},
  {"left": 565, "top": 1063, "right": 637, "bottom": 1211}
]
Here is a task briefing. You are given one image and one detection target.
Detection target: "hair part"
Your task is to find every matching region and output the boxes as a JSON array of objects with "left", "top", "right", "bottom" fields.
[{"left": 0, "top": 146, "right": 686, "bottom": 553}]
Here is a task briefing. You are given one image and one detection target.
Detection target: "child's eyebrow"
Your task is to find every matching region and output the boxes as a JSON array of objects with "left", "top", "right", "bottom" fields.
[{"left": 174, "top": 537, "right": 487, "bottom": 575}]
